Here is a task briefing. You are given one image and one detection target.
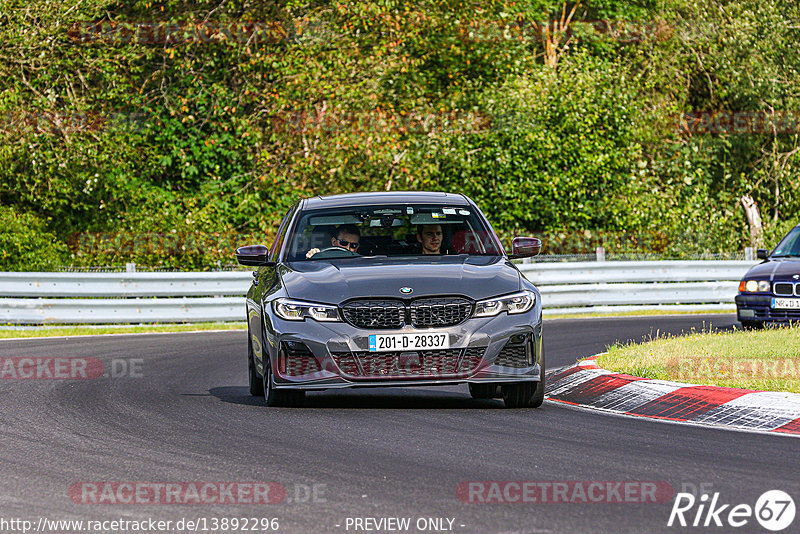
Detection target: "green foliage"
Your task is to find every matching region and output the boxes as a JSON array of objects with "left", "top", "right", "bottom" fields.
[
  {"left": 1, "top": 0, "right": 799, "bottom": 269},
  {"left": 433, "top": 54, "right": 646, "bottom": 239},
  {"left": 763, "top": 219, "right": 799, "bottom": 251},
  {"left": 0, "top": 207, "right": 68, "bottom": 271}
]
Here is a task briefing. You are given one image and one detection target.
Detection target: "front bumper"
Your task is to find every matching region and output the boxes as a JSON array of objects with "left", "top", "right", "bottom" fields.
[
  {"left": 265, "top": 309, "right": 543, "bottom": 390},
  {"left": 735, "top": 294, "right": 800, "bottom": 323}
]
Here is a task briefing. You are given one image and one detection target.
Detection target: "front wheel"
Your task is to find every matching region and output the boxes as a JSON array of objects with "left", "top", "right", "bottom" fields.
[
  {"left": 502, "top": 347, "right": 546, "bottom": 408},
  {"left": 262, "top": 355, "right": 306, "bottom": 407},
  {"left": 248, "top": 332, "right": 264, "bottom": 396}
]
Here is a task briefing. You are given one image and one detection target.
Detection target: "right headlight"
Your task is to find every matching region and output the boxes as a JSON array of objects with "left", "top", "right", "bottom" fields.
[
  {"left": 474, "top": 290, "right": 536, "bottom": 317},
  {"left": 273, "top": 298, "right": 340, "bottom": 322},
  {"left": 739, "top": 280, "right": 770, "bottom": 293}
]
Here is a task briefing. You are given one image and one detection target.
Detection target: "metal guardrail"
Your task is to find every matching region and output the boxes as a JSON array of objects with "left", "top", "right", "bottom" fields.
[
  {"left": 0, "top": 297, "right": 243, "bottom": 324},
  {"left": 518, "top": 260, "right": 756, "bottom": 285},
  {"left": 0, "top": 272, "right": 250, "bottom": 297},
  {"left": 0, "top": 260, "right": 757, "bottom": 324},
  {"left": 518, "top": 260, "right": 756, "bottom": 315}
]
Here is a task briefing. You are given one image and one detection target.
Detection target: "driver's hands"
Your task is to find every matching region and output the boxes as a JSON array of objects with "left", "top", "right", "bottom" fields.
[{"left": 306, "top": 248, "right": 320, "bottom": 259}]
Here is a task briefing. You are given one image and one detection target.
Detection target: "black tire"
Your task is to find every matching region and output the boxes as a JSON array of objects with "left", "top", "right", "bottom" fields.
[
  {"left": 468, "top": 383, "right": 500, "bottom": 399},
  {"left": 262, "top": 347, "right": 305, "bottom": 408},
  {"left": 529, "top": 347, "right": 546, "bottom": 408},
  {"left": 502, "top": 346, "right": 546, "bottom": 408},
  {"left": 248, "top": 332, "right": 264, "bottom": 397},
  {"left": 740, "top": 320, "right": 764, "bottom": 330}
]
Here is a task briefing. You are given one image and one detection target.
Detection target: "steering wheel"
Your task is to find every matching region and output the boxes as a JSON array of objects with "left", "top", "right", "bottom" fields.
[{"left": 312, "top": 247, "right": 361, "bottom": 259}]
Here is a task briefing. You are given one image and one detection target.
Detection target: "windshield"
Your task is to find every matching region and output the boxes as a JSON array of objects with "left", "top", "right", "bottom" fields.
[
  {"left": 772, "top": 226, "right": 800, "bottom": 257},
  {"left": 286, "top": 204, "right": 503, "bottom": 261}
]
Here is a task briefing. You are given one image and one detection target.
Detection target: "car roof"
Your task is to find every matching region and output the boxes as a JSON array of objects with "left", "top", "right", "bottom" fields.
[{"left": 302, "top": 191, "right": 471, "bottom": 210}]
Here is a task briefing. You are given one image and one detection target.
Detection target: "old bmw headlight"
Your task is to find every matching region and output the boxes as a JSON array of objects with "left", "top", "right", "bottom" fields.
[
  {"left": 273, "top": 299, "right": 340, "bottom": 322},
  {"left": 739, "top": 280, "right": 770, "bottom": 293},
  {"left": 474, "top": 290, "right": 536, "bottom": 317}
]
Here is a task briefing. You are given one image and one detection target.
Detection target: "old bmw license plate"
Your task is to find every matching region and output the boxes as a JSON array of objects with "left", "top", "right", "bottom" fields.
[
  {"left": 368, "top": 333, "right": 449, "bottom": 352},
  {"left": 772, "top": 298, "right": 800, "bottom": 309}
]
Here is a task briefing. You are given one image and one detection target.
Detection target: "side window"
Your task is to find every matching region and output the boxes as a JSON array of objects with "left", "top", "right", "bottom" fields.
[{"left": 268, "top": 205, "right": 297, "bottom": 262}]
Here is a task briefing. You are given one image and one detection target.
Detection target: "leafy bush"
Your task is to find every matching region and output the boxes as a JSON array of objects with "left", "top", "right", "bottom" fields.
[
  {"left": 1, "top": 0, "right": 799, "bottom": 269},
  {"left": 0, "top": 207, "right": 68, "bottom": 271}
]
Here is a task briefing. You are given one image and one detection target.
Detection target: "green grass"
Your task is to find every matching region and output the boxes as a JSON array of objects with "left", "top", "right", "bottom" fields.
[
  {"left": 0, "top": 322, "right": 246, "bottom": 339},
  {"left": 597, "top": 325, "right": 800, "bottom": 393}
]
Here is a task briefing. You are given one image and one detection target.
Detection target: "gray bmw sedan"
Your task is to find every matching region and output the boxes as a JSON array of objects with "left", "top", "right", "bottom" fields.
[{"left": 236, "top": 191, "right": 544, "bottom": 408}]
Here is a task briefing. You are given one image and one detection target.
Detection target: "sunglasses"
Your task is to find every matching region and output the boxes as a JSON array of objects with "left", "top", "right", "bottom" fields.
[{"left": 336, "top": 238, "right": 360, "bottom": 250}]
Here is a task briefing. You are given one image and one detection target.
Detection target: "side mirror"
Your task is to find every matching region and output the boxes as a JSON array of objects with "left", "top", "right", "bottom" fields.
[
  {"left": 236, "top": 245, "right": 274, "bottom": 266},
  {"left": 509, "top": 237, "right": 541, "bottom": 259},
  {"left": 756, "top": 249, "right": 769, "bottom": 260}
]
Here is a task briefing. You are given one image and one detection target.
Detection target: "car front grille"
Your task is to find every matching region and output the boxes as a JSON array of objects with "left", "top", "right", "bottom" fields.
[
  {"left": 773, "top": 282, "right": 800, "bottom": 296},
  {"left": 285, "top": 355, "right": 322, "bottom": 376},
  {"left": 281, "top": 342, "right": 322, "bottom": 377},
  {"left": 459, "top": 348, "right": 485, "bottom": 373},
  {"left": 332, "top": 347, "right": 485, "bottom": 378},
  {"left": 753, "top": 308, "right": 800, "bottom": 320},
  {"left": 341, "top": 297, "right": 474, "bottom": 329},
  {"left": 341, "top": 300, "right": 405, "bottom": 329},
  {"left": 331, "top": 353, "right": 360, "bottom": 375},
  {"left": 762, "top": 310, "right": 800, "bottom": 319},
  {"left": 410, "top": 297, "right": 473, "bottom": 327},
  {"left": 495, "top": 344, "right": 530, "bottom": 368}
]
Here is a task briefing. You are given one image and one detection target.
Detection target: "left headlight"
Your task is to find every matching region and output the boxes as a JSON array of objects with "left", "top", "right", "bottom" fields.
[
  {"left": 474, "top": 290, "right": 536, "bottom": 318},
  {"left": 738, "top": 280, "right": 770, "bottom": 293},
  {"left": 273, "top": 298, "right": 341, "bottom": 322}
]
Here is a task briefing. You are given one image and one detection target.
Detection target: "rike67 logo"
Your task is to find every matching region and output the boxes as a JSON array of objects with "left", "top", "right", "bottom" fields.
[{"left": 668, "top": 490, "right": 796, "bottom": 531}]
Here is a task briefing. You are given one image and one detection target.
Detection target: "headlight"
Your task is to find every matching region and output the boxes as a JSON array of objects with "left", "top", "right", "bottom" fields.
[
  {"left": 739, "top": 280, "right": 771, "bottom": 293},
  {"left": 474, "top": 290, "right": 536, "bottom": 317},
  {"left": 273, "top": 298, "right": 340, "bottom": 322}
]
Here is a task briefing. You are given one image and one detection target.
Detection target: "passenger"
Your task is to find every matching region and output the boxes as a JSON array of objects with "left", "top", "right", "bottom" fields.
[
  {"left": 306, "top": 224, "right": 361, "bottom": 258},
  {"left": 417, "top": 224, "right": 443, "bottom": 255}
]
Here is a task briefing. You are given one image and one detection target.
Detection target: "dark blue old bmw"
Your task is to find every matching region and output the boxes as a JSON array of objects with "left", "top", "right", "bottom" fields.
[{"left": 735, "top": 223, "right": 800, "bottom": 328}]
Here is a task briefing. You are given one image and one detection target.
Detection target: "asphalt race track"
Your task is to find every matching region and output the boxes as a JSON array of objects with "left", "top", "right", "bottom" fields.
[{"left": 1, "top": 314, "right": 798, "bottom": 533}]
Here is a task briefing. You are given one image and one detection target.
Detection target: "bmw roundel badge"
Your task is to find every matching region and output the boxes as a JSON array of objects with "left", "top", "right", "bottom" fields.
[{"left": 399, "top": 287, "right": 413, "bottom": 294}]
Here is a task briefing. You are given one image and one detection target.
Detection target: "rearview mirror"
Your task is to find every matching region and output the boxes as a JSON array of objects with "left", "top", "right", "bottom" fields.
[
  {"left": 756, "top": 249, "right": 769, "bottom": 260},
  {"left": 509, "top": 237, "right": 541, "bottom": 259},
  {"left": 236, "top": 245, "right": 274, "bottom": 266}
]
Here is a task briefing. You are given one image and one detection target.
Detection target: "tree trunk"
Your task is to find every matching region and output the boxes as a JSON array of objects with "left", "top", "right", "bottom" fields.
[
  {"left": 740, "top": 195, "right": 763, "bottom": 249},
  {"left": 538, "top": 1, "right": 581, "bottom": 69}
]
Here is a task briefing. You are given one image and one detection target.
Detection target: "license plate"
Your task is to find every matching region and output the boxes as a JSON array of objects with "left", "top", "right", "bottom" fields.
[
  {"left": 368, "top": 333, "right": 449, "bottom": 352},
  {"left": 772, "top": 298, "right": 800, "bottom": 309}
]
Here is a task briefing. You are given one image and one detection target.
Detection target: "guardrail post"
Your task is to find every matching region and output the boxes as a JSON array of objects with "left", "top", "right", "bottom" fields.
[
  {"left": 744, "top": 247, "right": 753, "bottom": 261},
  {"left": 126, "top": 262, "right": 136, "bottom": 272},
  {"left": 595, "top": 247, "right": 606, "bottom": 262}
]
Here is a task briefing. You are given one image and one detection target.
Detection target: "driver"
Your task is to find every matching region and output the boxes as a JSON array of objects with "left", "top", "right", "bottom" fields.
[
  {"left": 417, "top": 224, "right": 443, "bottom": 255},
  {"left": 306, "top": 224, "right": 361, "bottom": 258}
]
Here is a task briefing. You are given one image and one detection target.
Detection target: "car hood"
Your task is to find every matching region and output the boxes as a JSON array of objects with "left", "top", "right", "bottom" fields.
[
  {"left": 280, "top": 256, "right": 521, "bottom": 304},
  {"left": 744, "top": 259, "right": 800, "bottom": 280}
]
